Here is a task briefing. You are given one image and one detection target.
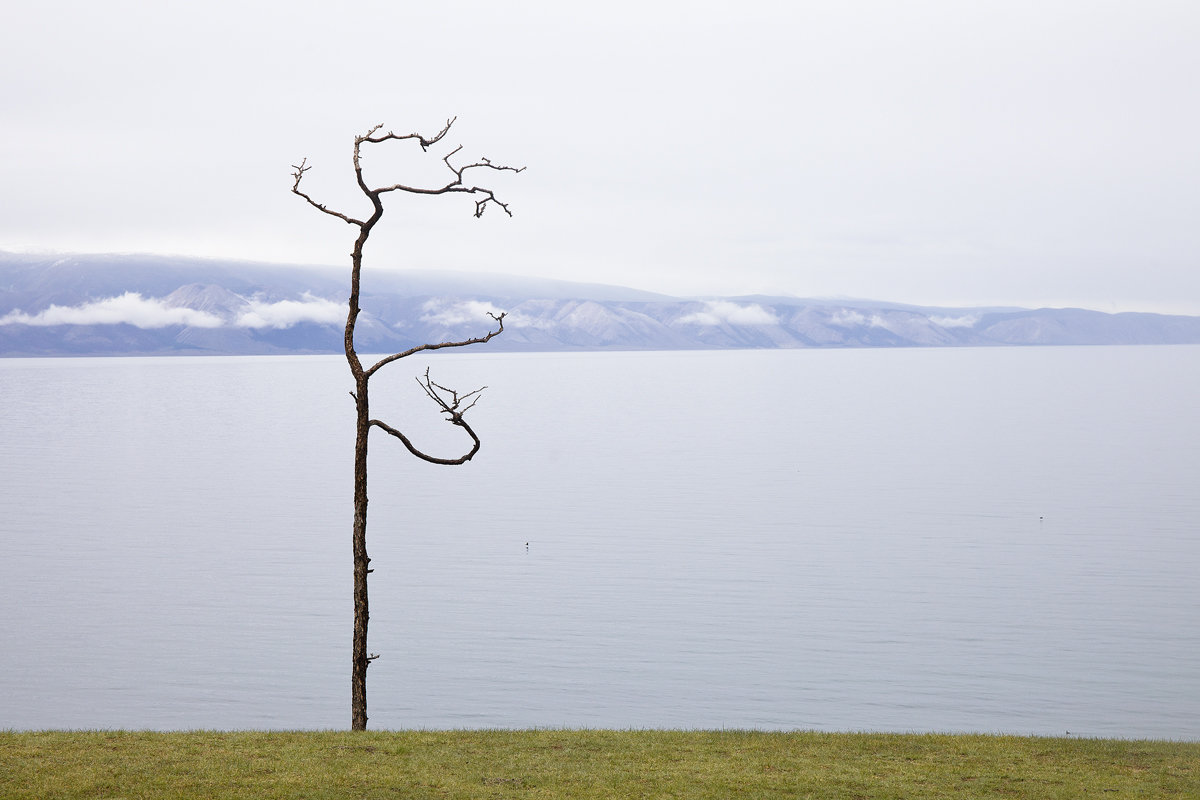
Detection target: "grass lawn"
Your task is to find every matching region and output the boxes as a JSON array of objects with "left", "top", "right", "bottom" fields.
[{"left": 2, "top": 729, "right": 1197, "bottom": 799}]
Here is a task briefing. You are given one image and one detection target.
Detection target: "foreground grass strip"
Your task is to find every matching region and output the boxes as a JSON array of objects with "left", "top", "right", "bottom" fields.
[{"left": 2, "top": 730, "right": 1197, "bottom": 799}]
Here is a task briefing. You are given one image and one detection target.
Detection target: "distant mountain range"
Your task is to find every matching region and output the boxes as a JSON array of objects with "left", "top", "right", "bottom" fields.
[{"left": 3, "top": 252, "right": 1199, "bottom": 356}]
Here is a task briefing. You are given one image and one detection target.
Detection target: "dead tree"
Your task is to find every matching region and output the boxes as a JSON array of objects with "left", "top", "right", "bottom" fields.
[{"left": 291, "top": 118, "right": 523, "bottom": 730}]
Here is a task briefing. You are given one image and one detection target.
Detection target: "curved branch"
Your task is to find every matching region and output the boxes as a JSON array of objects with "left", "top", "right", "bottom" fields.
[
  {"left": 370, "top": 418, "right": 481, "bottom": 465},
  {"left": 368, "top": 368, "right": 486, "bottom": 465},
  {"left": 365, "top": 312, "right": 505, "bottom": 378}
]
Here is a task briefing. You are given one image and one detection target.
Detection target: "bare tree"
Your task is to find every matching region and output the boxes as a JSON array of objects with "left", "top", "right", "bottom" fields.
[{"left": 291, "top": 118, "right": 523, "bottom": 730}]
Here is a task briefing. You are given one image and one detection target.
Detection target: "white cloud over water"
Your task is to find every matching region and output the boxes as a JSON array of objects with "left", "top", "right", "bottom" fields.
[
  {"left": 830, "top": 309, "right": 867, "bottom": 327},
  {"left": 235, "top": 294, "right": 345, "bottom": 329},
  {"left": 676, "top": 301, "right": 778, "bottom": 327},
  {"left": 420, "top": 299, "right": 505, "bottom": 327},
  {"left": 929, "top": 314, "right": 979, "bottom": 329},
  {"left": 0, "top": 292, "right": 224, "bottom": 329},
  {"left": 0, "top": 292, "right": 347, "bottom": 330}
]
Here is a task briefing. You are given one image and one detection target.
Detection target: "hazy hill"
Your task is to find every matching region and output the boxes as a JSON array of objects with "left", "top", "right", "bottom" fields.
[{"left": 2, "top": 252, "right": 1199, "bottom": 356}]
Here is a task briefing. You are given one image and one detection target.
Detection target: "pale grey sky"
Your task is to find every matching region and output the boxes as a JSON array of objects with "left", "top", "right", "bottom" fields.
[{"left": 3, "top": 1, "right": 1198, "bottom": 313}]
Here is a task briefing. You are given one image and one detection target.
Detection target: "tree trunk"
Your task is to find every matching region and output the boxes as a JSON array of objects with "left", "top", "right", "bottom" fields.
[{"left": 350, "top": 365, "right": 370, "bottom": 730}]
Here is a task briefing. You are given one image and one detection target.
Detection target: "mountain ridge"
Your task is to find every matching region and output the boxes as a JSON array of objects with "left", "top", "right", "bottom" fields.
[{"left": 2, "top": 252, "right": 1199, "bottom": 356}]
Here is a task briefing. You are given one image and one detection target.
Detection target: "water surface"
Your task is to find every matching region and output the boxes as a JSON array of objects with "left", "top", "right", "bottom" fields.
[{"left": 1, "top": 346, "right": 1197, "bottom": 737}]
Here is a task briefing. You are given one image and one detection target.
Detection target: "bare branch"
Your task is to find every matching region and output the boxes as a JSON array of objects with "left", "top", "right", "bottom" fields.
[
  {"left": 362, "top": 117, "right": 456, "bottom": 151},
  {"left": 369, "top": 367, "right": 490, "bottom": 465},
  {"left": 424, "top": 379, "right": 486, "bottom": 416},
  {"left": 365, "top": 312, "right": 505, "bottom": 378},
  {"left": 370, "top": 419, "right": 482, "bottom": 465},
  {"left": 442, "top": 144, "right": 465, "bottom": 167},
  {"left": 418, "top": 369, "right": 487, "bottom": 419},
  {"left": 290, "top": 158, "right": 365, "bottom": 226},
  {"left": 443, "top": 151, "right": 526, "bottom": 218},
  {"left": 349, "top": 120, "right": 525, "bottom": 217}
]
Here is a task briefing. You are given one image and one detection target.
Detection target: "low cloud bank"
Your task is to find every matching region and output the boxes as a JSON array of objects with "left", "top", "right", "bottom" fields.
[
  {"left": 929, "top": 314, "right": 979, "bottom": 328},
  {"left": 420, "top": 299, "right": 506, "bottom": 327},
  {"left": 830, "top": 309, "right": 867, "bottom": 327},
  {"left": 0, "top": 292, "right": 224, "bottom": 329},
  {"left": 236, "top": 294, "right": 345, "bottom": 329},
  {"left": 831, "top": 309, "right": 899, "bottom": 329},
  {"left": 0, "top": 292, "right": 347, "bottom": 330},
  {"left": 677, "top": 301, "right": 778, "bottom": 327}
]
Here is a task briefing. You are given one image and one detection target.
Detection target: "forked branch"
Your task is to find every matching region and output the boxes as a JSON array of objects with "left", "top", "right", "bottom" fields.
[
  {"left": 371, "top": 139, "right": 525, "bottom": 217},
  {"left": 290, "top": 158, "right": 365, "bottom": 226},
  {"left": 369, "top": 368, "right": 487, "bottom": 465},
  {"left": 418, "top": 367, "right": 487, "bottom": 421}
]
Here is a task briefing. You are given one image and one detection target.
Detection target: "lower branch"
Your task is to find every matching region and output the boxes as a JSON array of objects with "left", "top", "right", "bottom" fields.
[
  {"left": 370, "top": 417, "right": 481, "bottom": 464},
  {"left": 369, "top": 362, "right": 493, "bottom": 464}
]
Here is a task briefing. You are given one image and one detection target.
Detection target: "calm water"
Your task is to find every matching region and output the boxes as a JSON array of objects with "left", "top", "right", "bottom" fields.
[{"left": 1, "top": 346, "right": 1197, "bottom": 738}]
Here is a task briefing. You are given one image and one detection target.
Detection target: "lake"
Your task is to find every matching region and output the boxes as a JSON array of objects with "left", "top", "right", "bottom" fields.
[{"left": 1, "top": 346, "right": 1197, "bottom": 738}]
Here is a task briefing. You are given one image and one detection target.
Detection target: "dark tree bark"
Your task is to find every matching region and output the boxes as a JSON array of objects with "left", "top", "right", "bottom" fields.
[{"left": 291, "top": 118, "right": 522, "bottom": 730}]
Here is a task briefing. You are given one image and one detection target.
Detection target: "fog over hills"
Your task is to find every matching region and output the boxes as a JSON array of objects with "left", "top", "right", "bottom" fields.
[{"left": 3, "top": 252, "right": 1199, "bottom": 357}]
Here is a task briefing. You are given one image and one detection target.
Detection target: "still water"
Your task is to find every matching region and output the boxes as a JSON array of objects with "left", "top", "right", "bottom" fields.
[{"left": 1, "top": 346, "right": 1197, "bottom": 737}]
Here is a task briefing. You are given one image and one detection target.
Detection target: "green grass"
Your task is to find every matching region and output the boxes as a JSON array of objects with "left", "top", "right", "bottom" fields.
[{"left": 2, "top": 730, "right": 1197, "bottom": 799}]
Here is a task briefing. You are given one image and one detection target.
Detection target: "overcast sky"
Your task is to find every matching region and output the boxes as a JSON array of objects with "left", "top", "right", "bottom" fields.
[{"left": 3, "top": 1, "right": 1198, "bottom": 313}]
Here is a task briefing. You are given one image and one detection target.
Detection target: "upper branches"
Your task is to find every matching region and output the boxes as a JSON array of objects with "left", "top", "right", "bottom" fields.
[
  {"left": 291, "top": 118, "right": 525, "bottom": 224},
  {"left": 290, "top": 118, "right": 518, "bottom": 464},
  {"left": 363, "top": 118, "right": 525, "bottom": 218}
]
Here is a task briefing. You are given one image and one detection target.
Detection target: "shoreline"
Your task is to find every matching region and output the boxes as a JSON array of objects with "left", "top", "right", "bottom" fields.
[{"left": 5, "top": 729, "right": 1197, "bottom": 798}]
